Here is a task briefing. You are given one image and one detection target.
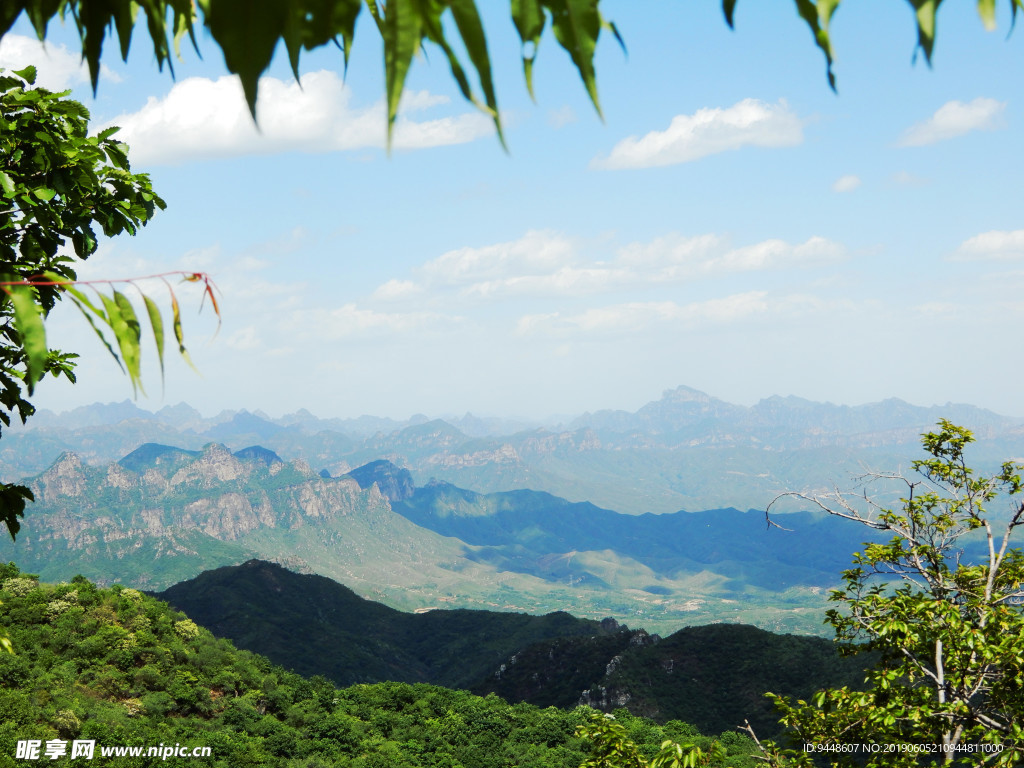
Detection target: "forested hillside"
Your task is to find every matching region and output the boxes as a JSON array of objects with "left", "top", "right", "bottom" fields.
[
  {"left": 0, "top": 564, "right": 760, "bottom": 767},
  {"left": 154, "top": 561, "right": 868, "bottom": 739},
  {"left": 154, "top": 560, "right": 613, "bottom": 689}
]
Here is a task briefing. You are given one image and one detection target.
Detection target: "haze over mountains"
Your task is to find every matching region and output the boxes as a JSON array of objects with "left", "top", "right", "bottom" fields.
[
  {"left": 0, "top": 440, "right": 851, "bottom": 634},
  {"left": 4, "top": 385, "right": 1022, "bottom": 515},
  {"left": 2, "top": 385, "right": 1019, "bottom": 634}
]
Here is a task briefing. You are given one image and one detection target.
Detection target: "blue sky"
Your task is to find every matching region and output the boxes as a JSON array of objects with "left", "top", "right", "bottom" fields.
[{"left": 3, "top": 3, "right": 1024, "bottom": 420}]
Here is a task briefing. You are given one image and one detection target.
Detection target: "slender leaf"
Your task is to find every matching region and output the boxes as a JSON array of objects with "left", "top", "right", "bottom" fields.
[
  {"left": 419, "top": 7, "right": 485, "bottom": 125},
  {"left": 99, "top": 290, "right": 141, "bottom": 395},
  {"left": 722, "top": 0, "right": 739, "bottom": 28},
  {"left": 383, "top": 0, "right": 424, "bottom": 146},
  {"left": 113, "top": 0, "right": 139, "bottom": 61},
  {"left": 169, "top": 286, "right": 197, "bottom": 371},
  {"left": 795, "top": 0, "right": 840, "bottom": 91},
  {"left": 206, "top": 0, "right": 289, "bottom": 117},
  {"left": 544, "top": 0, "right": 603, "bottom": 118},
  {"left": 66, "top": 293, "right": 125, "bottom": 374},
  {"left": 142, "top": 292, "right": 165, "bottom": 384},
  {"left": 58, "top": 282, "right": 125, "bottom": 373},
  {"left": 603, "top": 17, "right": 626, "bottom": 56},
  {"left": 333, "top": 0, "right": 362, "bottom": 73},
  {"left": 450, "top": 0, "right": 505, "bottom": 146},
  {"left": 511, "top": 0, "right": 545, "bottom": 100},
  {"left": 978, "top": 0, "right": 997, "bottom": 29},
  {"left": 907, "top": 0, "right": 942, "bottom": 65},
  {"left": 203, "top": 283, "right": 221, "bottom": 324},
  {"left": 113, "top": 289, "right": 143, "bottom": 392},
  {"left": 7, "top": 284, "right": 47, "bottom": 393},
  {"left": 365, "top": 0, "right": 384, "bottom": 31}
]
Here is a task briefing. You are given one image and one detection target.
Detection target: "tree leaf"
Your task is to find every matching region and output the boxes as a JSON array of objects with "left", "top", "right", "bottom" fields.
[
  {"left": 722, "top": 0, "right": 739, "bottom": 28},
  {"left": 511, "top": 0, "right": 545, "bottom": 100},
  {"left": 450, "top": 0, "right": 505, "bottom": 147},
  {"left": 978, "top": 0, "right": 997, "bottom": 30},
  {"left": 383, "top": 0, "right": 424, "bottom": 147},
  {"left": 794, "top": 0, "right": 840, "bottom": 91},
  {"left": 113, "top": 289, "right": 144, "bottom": 393},
  {"left": 113, "top": 0, "right": 140, "bottom": 61},
  {"left": 9, "top": 66, "right": 36, "bottom": 86},
  {"left": 142, "top": 292, "right": 165, "bottom": 386},
  {"left": 169, "top": 286, "right": 197, "bottom": 371},
  {"left": 419, "top": 7, "right": 485, "bottom": 123},
  {"left": 0, "top": 482, "right": 32, "bottom": 542},
  {"left": 543, "top": 0, "right": 603, "bottom": 118},
  {"left": 908, "top": 0, "right": 941, "bottom": 65},
  {"left": 99, "top": 290, "right": 142, "bottom": 395},
  {"left": 65, "top": 287, "right": 126, "bottom": 375},
  {"left": 6, "top": 283, "right": 47, "bottom": 394},
  {"left": 206, "top": 0, "right": 290, "bottom": 117}
]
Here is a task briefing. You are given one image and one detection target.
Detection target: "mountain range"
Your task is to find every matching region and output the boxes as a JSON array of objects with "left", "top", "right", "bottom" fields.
[
  {"left": 0, "top": 439, "right": 875, "bottom": 634},
  {"left": 4, "top": 385, "right": 1022, "bottom": 515}
]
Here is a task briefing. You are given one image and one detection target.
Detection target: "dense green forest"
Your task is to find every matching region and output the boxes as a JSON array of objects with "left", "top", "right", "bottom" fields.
[
  {"left": 0, "top": 563, "right": 760, "bottom": 767},
  {"left": 149, "top": 560, "right": 867, "bottom": 739}
]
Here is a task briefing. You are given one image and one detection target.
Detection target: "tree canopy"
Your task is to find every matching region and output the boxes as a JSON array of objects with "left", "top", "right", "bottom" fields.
[
  {"left": 0, "top": 67, "right": 215, "bottom": 544},
  {"left": 0, "top": 66, "right": 160, "bottom": 540},
  {"left": 575, "top": 424, "right": 1024, "bottom": 765},
  {"left": 1, "top": 1, "right": 1021, "bottom": 144},
  {"left": 760, "top": 421, "right": 1024, "bottom": 765}
]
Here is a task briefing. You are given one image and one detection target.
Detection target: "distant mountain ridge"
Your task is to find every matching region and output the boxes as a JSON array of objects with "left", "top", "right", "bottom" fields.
[
  {"left": 572, "top": 385, "right": 1017, "bottom": 444},
  {"left": 4, "top": 385, "right": 1021, "bottom": 516}
]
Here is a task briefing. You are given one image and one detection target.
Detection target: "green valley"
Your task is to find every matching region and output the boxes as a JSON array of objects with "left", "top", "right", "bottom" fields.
[{"left": 0, "top": 441, "right": 853, "bottom": 635}]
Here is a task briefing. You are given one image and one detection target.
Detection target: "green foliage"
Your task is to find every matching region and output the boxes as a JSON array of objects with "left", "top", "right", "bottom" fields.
[
  {"left": 760, "top": 422, "right": 1024, "bottom": 766},
  {"left": 0, "top": 564, "right": 740, "bottom": 768},
  {"left": 594, "top": 624, "right": 872, "bottom": 739},
  {"left": 575, "top": 711, "right": 752, "bottom": 768},
  {"left": 1, "top": 1, "right": 1018, "bottom": 144},
  {"left": 0, "top": 65, "right": 173, "bottom": 545},
  {"left": 155, "top": 559, "right": 612, "bottom": 690}
]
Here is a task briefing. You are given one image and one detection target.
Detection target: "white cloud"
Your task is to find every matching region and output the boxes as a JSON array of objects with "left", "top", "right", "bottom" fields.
[
  {"left": 0, "top": 34, "right": 120, "bottom": 91},
  {"left": 106, "top": 71, "right": 493, "bottom": 165},
  {"left": 463, "top": 266, "right": 622, "bottom": 299},
  {"left": 620, "top": 234, "right": 844, "bottom": 280},
  {"left": 899, "top": 97, "right": 1006, "bottom": 147},
  {"left": 288, "top": 304, "right": 459, "bottom": 339},
  {"left": 375, "top": 231, "right": 845, "bottom": 303},
  {"left": 714, "top": 237, "right": 844, "bottom": 273},
  {"left": 952, "top": 229, "right": 1024, "bottom": 261},
  {"left": 594, "top": 99, "right": 803, "bottom": 170},
  {"left": 517, "top": 292, "right": 773, "bottom": 335},
  {"left": 419, "top": 230, "right": 576, "bottom": 287},
  {"left": 617, "top": 233, "right": 724, "bottom": 266},
  {"left": 372, "top": 279, "right": 422, "bottom": 301},
  {"left": 832, "top": 174, "right": 861, "bottom": 193},
  {"left": 516, "top": 291, "right": 836, "bottom": 337}
]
